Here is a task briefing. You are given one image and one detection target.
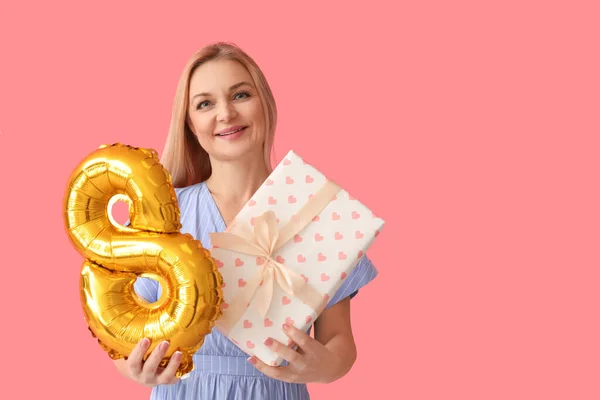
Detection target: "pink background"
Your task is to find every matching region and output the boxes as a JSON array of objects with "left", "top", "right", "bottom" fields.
[{"left": 1, "top": 1, "right": 599, "bottom": 399}]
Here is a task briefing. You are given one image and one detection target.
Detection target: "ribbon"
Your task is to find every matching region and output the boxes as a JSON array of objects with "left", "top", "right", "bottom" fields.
[{"left": 210, "top": 179, "right": 341, "bottom": 335}]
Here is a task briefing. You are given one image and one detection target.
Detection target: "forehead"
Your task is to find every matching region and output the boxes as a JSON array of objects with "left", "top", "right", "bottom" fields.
[{"left": 189, "top": 59, "right": 253, "bottom": 94}]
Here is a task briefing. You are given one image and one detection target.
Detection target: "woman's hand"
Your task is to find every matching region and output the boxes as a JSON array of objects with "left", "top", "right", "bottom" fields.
[
  {"left": 247, "top": 298, "right": 357, "bottom": 384},
  {"left": 114, "top": 338, "right": 182, "bottom": 387},
  {"left": 248, "top": 323, "right": 344, "bottom": 383}
]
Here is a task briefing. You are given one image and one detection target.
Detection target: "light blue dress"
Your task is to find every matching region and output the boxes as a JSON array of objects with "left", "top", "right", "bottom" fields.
[{"left": 134, "top": 182, "right": 378, "bottom": 400}]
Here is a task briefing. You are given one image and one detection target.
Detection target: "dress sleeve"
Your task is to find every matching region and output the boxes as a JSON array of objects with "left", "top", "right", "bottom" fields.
[{"left": 324, "top": 254, "right": 378, "bottom": 309}]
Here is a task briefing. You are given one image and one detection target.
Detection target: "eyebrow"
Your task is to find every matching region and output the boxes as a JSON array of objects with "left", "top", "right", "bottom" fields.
[{"left": 191, "top": 81, "right": 254, "bottom": 101}]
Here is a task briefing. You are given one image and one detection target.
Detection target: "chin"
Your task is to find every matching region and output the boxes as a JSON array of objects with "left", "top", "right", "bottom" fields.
[{"left": 212, "top": 144, "right": 263, "bottom": 162}]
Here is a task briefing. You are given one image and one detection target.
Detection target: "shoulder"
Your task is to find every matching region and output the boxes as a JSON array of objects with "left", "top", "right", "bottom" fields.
[{"left": 173, "top": 182, "right": 206, "bottom": 205}]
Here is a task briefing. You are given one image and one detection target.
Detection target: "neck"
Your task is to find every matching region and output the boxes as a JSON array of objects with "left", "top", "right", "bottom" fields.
[{"left": 205, "top": 150, "right": 270, "bottom": 206}]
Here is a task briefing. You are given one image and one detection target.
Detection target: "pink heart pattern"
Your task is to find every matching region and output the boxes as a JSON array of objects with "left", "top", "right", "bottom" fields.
[{"left": 208, "top": 150, "right": 385, "bottom": 366}]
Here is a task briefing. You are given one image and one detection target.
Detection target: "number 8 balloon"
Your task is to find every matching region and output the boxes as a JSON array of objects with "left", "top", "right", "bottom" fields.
[{"left": 63, "top": 143, "right": 223, "bottom": 377}]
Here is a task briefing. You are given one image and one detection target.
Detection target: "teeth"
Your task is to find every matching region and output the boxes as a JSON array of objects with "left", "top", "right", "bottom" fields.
[{"left": 217, "top": 127, "right": 244, "bottom": 136}]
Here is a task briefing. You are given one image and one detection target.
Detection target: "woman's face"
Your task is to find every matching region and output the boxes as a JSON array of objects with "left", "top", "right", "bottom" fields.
[{"left": 187, "top": 59, "right": 266, "bottom": 162}]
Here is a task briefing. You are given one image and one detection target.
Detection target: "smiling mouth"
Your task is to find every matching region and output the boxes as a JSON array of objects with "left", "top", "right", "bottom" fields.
[{"left": 215, "top": 127, "right": 247, "bottom": 137}]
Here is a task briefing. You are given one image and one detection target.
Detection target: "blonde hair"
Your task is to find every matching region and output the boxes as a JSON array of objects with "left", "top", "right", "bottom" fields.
[{"left": 161, "top": 42, "right": 278, "bottom": 187}]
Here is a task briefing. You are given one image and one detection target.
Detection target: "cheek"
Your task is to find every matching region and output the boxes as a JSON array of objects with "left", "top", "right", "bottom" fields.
[
  {"left": 189, "top": 114, "right": 214, "bottom": 136},
  {"left": 248, "top": 102, "right": 265, "bottom": 130},
  {"left": 254, "top": 101, "right": 265, "bottom": 119}
]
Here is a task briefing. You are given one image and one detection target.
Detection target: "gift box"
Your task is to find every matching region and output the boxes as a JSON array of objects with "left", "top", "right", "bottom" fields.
[{"left": 209, "top": 150, "right": 385, "bottom": 366}]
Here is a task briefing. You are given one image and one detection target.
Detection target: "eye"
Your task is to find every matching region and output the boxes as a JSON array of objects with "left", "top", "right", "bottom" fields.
[
  {"left": 196, "top": 100, "right": 211, "bottom": 110},
  {"left": 234, "top": 91, "right": 250, "bottom": 100}
]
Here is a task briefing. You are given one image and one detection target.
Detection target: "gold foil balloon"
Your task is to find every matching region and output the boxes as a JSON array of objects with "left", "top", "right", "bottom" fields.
[{"left": 63, "top": 143, "right": 223, "bottom": 377}]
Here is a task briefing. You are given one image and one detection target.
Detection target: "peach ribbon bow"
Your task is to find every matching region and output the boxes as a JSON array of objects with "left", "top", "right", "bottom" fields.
[{"left": 210, "top": 179, "right": 341, "bottom": 335}]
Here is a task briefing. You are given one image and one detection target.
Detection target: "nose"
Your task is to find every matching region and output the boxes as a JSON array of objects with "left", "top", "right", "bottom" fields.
[{"left": 217, "top": 101, "right": 238, "bottom": 123}]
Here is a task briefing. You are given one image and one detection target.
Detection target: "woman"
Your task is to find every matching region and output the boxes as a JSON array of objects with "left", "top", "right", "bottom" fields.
[{"left": 115, "top": 42, "right": 379, "bottom": 400}]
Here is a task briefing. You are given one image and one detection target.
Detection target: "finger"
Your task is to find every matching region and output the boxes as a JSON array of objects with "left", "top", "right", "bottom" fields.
[
  {"left": 282, "top": 323, "right": 320, "bottom": 354},
  {"left": 247, "top": 357, "right": 300, "bottom": 383},
  {"left": 157, "top": 351, "right": 183, "bottom": 385},
  {"left": 127, "top": 338, "right": 151, "bottom": 376},
  {"left": 142, "top": 340, "right": 170, "bottom": 376},
  {"left": 263, "top": 337, "right": 305, "bottom": 367},
  {"left": 287, "top": 340, "right": 304, "bottom": 354}
]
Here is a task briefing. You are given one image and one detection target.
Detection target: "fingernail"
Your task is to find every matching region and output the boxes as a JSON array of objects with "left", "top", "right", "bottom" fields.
[
  {"left": 173, "top": 351, "right": 182, "bottom": 360},
  {"left": 161, "top": 340, "right": 170, "bottom": 350},
  {"left": 282, "top": 323, "right": 289, "bottom": 330},
  {"left": 247, "top": 357, "right": 257, "bottom": 365},
  {"left": 141, "top": 338, "right": 150, "bottom": 347},
  {"left": 263, "top": 337, "right": 273, "bottom": 346}
]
